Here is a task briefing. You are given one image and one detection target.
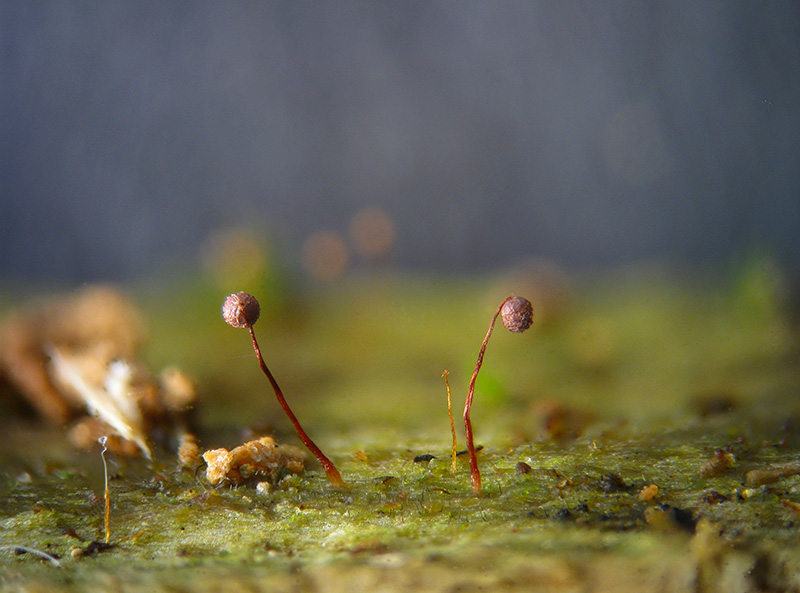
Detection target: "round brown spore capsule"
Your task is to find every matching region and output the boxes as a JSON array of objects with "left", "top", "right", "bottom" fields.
[
  {"left": 501, "top": 296, "right": 533, "bottom": 333},
  {"left": 222, "top": 292, "right": 261, "bottom": 328}
]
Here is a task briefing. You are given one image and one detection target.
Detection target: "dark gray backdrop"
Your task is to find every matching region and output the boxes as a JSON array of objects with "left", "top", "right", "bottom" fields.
[{"left": 3, "top": 2, "right": 799, "bottom": 282}]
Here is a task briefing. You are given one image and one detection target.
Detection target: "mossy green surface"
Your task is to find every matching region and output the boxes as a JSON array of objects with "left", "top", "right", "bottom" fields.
[{"left": 1, "top": 265, "right": 799, "bottom": 592}]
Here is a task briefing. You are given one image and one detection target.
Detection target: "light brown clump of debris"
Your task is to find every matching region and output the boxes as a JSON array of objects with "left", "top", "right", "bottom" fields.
[
  {"left": 203, "top": 436, "right": 307, "bottom": 486},
  {"left": 638, "top": 484, "right": 659, "bottom": 502},
  {"left": 177, "top": 431, "right": 202, "bottom": 469},
  {"left": 745, "top": 462, "right": 800, "bottom": 487},
  {"left": 0, "top": 284, "right": 197, "bottom": 458},
  {"left": 699, "top": 449, "right": 735, "bottom": 478},
  {"left": 0, "top": 285, "right": 143, "bottom": 424}
]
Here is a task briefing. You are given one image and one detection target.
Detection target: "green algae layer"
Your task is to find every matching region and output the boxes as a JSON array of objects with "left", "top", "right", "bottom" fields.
[{"left": 1, "top": 264, "right": 800, "bottom": 592}]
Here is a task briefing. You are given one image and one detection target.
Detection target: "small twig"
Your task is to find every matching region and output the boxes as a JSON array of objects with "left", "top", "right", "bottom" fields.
[
  {"left": 99, "top": 436, "right": 111, "bottom": 543},
  {"left": 0, "top": 545, "right": 61, "bottom": 567},
  {"left": 442, "top": 370, "right": 457, "bottom": 473},
  {"left": 194, "top": 461, "right": 211, "bottom": 493}
]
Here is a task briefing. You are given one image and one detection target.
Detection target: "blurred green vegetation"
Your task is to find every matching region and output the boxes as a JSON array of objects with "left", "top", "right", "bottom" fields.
[{"left": 134, "top": 261, "right": 797, "bottom": 442}]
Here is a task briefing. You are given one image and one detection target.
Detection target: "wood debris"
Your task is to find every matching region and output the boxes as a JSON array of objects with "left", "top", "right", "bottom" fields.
[
  {"left": 699, "top": 449, "right": 735, "bottom": 478},
  {"left": 49, "top": 351, "right": 152, "bottom": 457},
  {"left": 780, "top": 499, "right": 800, "bottom": 517},
  {"left": 745, "top": 462, "right": 800, "bottom": 486},
  {"left": 638, "top": 484, "right": 659, "bottom": 502},
  {"left": 0, "top": 285, "right": 197, "bottom": 458},
  {"left": 177, "top": 431, "right": 202, "bottom": 469},
  {"left": 0, "top": 285, "right": 142, "bottom": 424},
  {"left": 203, "top": 436, "right": 307, "bottom": 486}
]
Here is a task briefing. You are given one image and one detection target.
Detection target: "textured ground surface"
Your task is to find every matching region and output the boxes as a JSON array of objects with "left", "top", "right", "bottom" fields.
[{"left": 1, "top": 264, "right": 798, "bottom": 592}]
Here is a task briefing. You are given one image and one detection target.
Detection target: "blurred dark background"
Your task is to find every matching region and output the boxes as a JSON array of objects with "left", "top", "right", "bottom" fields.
[{"left": 3, "top": 2, "right": 799, "bottom": 283}]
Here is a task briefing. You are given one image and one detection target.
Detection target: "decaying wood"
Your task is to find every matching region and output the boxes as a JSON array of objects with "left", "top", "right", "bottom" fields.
[
  {"left": 0, "top": 284, "right": 197, "bottom": 457},
  {"left": 203, "top": 436, "right": 306, "bottom": 485}
]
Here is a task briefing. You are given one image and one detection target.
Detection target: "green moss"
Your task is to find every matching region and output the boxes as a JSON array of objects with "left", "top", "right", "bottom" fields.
[{"left": 1, "top": 267, "right": 799, "bottom": 591}]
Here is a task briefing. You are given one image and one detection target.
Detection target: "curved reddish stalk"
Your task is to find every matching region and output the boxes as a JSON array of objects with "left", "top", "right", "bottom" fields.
[
  {"left": 442, "top": 370, "right": 457, "bottom": 473},
  {"left": 248, "top": 326, "right": 344, "bottom": 487},
  {"left": 463, "top": 297, "right": 511, "bottom": 493}
]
